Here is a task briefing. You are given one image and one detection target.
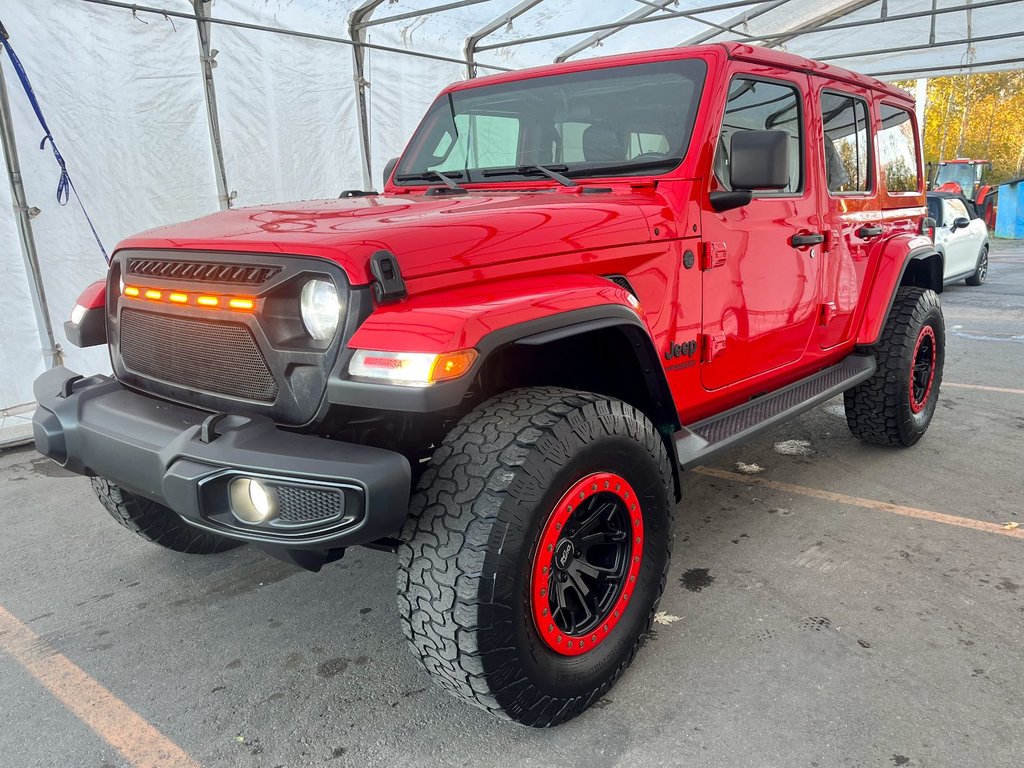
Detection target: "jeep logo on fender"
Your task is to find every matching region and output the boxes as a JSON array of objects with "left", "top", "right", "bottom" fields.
[{"left": 665, "top": 340, "right": 697, "bottom": 360}]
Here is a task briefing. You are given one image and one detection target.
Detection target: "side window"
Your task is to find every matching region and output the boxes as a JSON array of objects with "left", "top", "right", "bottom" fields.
[
  {"left": 433, "top": 113, "right": 520, "bottom": 172},
  {"left": 820, "top": 92, "right": 871, "bottom": 193},
  {"left": 878, "top": 104, "right": 920, "bottom": 193},
  {"left": 927, "top": 196, "right": 942, "bottom": 225},
  {"left": 716, "top": 77, "right": 803, "bottom": 194}
]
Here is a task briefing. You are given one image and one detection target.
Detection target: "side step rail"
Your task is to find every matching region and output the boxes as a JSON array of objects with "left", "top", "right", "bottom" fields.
[{"left": 675, "top": 354, "right": 876, "bottom": 469}]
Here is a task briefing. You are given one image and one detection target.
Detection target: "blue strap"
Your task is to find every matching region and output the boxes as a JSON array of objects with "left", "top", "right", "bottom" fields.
[{"left": 1, "top": 29, "right": 109, "bottom": 262}]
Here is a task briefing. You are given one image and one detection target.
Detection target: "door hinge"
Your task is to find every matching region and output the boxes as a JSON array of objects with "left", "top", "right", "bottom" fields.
[
  {"left": 701, "top": 332, "right": 727, "bottom": 362},
  {"left": 818, "top": 301, "right": 837, "bottom": 326},
  {"left": 701, "top": 241, "right": 727, "bottom": 270}
]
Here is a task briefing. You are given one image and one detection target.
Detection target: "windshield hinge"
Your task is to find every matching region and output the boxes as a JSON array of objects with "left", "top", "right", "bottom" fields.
[{"left": 369, "top": 250, "right": 408, "bottom": 303}]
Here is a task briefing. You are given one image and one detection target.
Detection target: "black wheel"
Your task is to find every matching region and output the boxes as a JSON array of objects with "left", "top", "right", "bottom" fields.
[
  {"left": 397, "top": 388, "right": 674, "bottom": 726},
  {"left": 965, "top": 244, "right": 988, "bottom": 286},
  {"left": 844, "top": 287, "right": 944, "bottom": 446},
  {"left": 91, "top": 477, "right": 243, "bottom": 554}
]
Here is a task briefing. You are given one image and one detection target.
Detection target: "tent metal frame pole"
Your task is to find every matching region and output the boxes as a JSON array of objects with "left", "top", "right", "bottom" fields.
[
  {"left": 475, "top": 0, "right": 770, "bottom": 52},
  {"left": 732, "top": 0, "right": 1019, "bottom": 45},
  {"left": 75, "top": 0, "right": 512, "bottom": 71},
  {"left": 477, "top": 0, "right": 1019, "bottom": 53},
  {"left": 680, "top": 0, "right": 792, "bottom": 46},
  {"left": 0, "top": 62, "right": 59, "bottom": 369},
  {"left": 760, "top": 0, "right": 879, "bottom": 49},
  {"left": 557, "top": 0, "right": 772, "bottom": 63},
  {"left": 555, "top": 0, "right": 676, "bottom": 64},
  {"left": 354, "top": 0, "right": 493, "bottom": 31},
  {"left": 350, "top": 0, "right": 387, "bottom": 191},
  {"left": 870, "top": 56, "right": 1024, "bottom": 78},
  {"left": 193, "top": 0, "right": 232, "bottom": 210},
  {"left": 465, "top": 0, "right": 547, "bottom": 79},
  {"left": 819, "top": 29, "right": 1024, "bottom": 63}
]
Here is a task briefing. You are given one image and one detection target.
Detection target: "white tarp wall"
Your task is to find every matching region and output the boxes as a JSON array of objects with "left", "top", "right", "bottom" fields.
[
  {"left": 1, "top": 0, "right": 219, "bottom": 408},
  {"left": 1, "top": 0, "right": 1021, "bottom": 412}
]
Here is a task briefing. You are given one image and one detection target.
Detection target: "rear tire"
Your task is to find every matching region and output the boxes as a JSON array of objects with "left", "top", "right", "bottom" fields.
[
  {"left": 965, "top": 244, "right": 988, "bottom": 286},
  {"left": 91, "top": 477, "right": 243, "bottom": 554},
  {"left": 844, "top": 287, "right": 944, "bottom": 446},
  {"left": 397, "top": 387, "right": 674, "bottom": 726}
]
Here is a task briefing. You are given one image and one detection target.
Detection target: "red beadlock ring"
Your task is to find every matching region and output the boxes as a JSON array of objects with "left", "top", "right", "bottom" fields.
[
  {"left": 530, "top": 472, "right": 644, "bottom": 657},
  {"left": 909, "top": 325, "right": 937, "bottom": 414}
]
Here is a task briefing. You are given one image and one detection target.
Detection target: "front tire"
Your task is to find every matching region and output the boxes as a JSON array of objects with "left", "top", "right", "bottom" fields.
[
  {"left": 397, "top": 388, "right": 673, "bottom": 726},
  {"left": 844, "top": 287, "right": 944, "bottom": 446},
  {"left": 965, "top": 244, "right": 988, "bottom": 286},
  {"left": 91, "top": 477, "right": 243, "bottom": 554}
]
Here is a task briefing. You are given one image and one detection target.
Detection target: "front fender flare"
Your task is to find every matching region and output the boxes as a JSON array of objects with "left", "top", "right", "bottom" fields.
[{"left": 328, "top": 275, "right": 665, "bottom": 413}]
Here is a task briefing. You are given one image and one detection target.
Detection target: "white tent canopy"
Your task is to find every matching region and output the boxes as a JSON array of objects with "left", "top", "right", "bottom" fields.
[{"left": 1, "top": 0, "right": 1021, "bottom": 413}]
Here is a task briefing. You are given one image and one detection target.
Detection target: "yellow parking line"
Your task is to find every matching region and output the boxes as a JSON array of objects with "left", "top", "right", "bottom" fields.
[
  {"left": 694, "top": 467, "right": 1024, "bottom": 541},
  {"left": 0, "top": 604, "right": 200, "bottom": 768},
  {"left": 944, "top": 382, "right": 1024, "bottom": 395}
]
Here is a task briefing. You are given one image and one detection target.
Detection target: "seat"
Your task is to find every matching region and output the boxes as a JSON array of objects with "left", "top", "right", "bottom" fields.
[{"left": 581, "top": 123, "right": 624, "bottom": 162}]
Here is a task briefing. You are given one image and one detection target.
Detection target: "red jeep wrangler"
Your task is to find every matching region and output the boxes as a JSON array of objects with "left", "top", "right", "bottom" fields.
[{"left": 35, "top": 43, "right": 943, "bottom": 726}]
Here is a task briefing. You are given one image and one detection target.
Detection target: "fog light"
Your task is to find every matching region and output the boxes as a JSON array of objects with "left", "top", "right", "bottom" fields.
[{"left": 229, "top": 477, "right": 277, "bottom": 524}]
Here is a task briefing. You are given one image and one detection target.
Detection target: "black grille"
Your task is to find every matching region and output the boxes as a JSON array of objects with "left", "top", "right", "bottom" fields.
[
  {"left": 127, "top": 258, "right": 279, "bottom": 286},
  {"left": 120, "top": 309, "right": 278, "bottom": 402},
  {"left": 274, "top": 486, "right": 344, "bottom": 525}
]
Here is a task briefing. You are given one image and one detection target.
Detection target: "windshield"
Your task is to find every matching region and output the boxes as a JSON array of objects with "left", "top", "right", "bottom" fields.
[
  {"left": 395, "top": 59, "right": 707, "bottom": 185},
  {"left": 935, "top": 164, "right": 978, "bottom": 192}
]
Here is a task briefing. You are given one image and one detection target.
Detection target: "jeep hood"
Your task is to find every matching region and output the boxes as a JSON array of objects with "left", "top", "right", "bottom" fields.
[{"left": 117, "top": 191, "right": 659, "bottom": 286}]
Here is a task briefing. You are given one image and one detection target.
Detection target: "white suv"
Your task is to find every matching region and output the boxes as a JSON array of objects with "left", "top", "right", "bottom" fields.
[{"left": 927, "top": 191, "right": 990, "bottom": 286}]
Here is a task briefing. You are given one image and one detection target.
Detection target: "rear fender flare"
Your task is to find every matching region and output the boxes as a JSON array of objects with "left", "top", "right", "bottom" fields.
[{"left": 857, "top": 239, "right": 942, "bottom": 346}]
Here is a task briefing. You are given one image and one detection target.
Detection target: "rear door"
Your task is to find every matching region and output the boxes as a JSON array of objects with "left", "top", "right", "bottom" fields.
[
  {"left": 700, "top": 70, "right": 823, "bottom": 390},
  {"left": 815, "top": 85, "right": 880, "bottom": 349}
]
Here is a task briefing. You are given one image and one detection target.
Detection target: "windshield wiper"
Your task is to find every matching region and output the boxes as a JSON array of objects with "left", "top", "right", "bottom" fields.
[
  {"left": 566, "top": 157, "right": 683, "bottom": 178},
  {"left": 482, "top": 164, "right": 577, "bottom": 188},
  {"left": 394, "top": 169, "right": 465, "bottom": 190}
]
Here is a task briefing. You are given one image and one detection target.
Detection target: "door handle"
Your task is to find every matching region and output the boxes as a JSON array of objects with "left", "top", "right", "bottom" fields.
[
  {"left": 790, "top": 232, "right": 825, "bottom": 248},
  {"left": 856, "top": 225, "right": 884, "bottom": 239}
]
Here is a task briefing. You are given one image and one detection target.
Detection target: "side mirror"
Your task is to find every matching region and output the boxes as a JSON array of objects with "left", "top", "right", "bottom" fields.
[
  {"left": 709, "top": 131, "right": 790, "bottom": 213},
  {"left": 730, "top": 130, "right": 790, "bottom": 190},
  {"left": 382, "top": 157, "right": 399, "bottom": 188},
  {"left": 951, "top": 216, "right": 970, "bottom": 231}
]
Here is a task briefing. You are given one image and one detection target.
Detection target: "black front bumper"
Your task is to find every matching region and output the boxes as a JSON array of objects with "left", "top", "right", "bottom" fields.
[{"left": 32, "top": 367, "right": 411, "bottom": 552}]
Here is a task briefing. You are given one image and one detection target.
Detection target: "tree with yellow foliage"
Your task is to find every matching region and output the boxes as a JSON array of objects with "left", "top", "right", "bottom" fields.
[{"left": 895, "top": 72, "right": 1024, "bottom": 185}]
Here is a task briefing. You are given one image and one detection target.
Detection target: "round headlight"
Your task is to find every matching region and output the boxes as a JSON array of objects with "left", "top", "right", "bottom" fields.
[{"left": 300, "top": 279, "right": 341, "bottom": 341}]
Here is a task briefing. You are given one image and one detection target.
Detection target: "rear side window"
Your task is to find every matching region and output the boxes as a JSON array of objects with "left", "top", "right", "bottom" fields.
[
  {"left": 716, "top": 77, "right": 803, "bottom": 194},
  {"left": 878, "top": 104, "right": 920, "bottom": 193},
  {"left": 927, "top": 196, "right": 942, "bottom": 224},
  {"left": 821, "top": 92, "right": 871, "bottom": 193}
]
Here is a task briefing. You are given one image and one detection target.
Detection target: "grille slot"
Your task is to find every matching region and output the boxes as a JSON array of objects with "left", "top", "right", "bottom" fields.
[
  {"left": 127, "top": 258, "right": 279, "bottom": 286},
  {"left": 273, "top": 486, "right": 345, "bottom": 526},
  {"left": 120, "top": 309, "right": 278, "bottom": 402}
]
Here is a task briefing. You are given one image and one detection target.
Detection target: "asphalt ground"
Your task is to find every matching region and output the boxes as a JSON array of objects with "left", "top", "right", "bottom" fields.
[{"left": 1, "top": 241, "right": 1022, "bottom": 768}]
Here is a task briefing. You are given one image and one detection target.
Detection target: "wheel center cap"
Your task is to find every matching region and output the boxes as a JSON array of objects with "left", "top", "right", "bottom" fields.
[{"left": 554, "top": 539, "right": 575, "bottom": 570}]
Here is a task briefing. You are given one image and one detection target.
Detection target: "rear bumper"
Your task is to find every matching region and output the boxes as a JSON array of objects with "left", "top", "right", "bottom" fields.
[{"left": 32, "top": 366, "right": 411, "bottom": 550}]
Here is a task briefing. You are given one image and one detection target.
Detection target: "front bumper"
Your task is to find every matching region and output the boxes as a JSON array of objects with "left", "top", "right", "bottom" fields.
[{"left": 32, "top": 366, "right": 411, "bottom": 551}]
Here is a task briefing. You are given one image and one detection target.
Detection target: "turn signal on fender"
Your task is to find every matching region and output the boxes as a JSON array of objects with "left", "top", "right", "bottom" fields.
[{"left": 348, "top": 348, "right": 478, "bottom": 387}]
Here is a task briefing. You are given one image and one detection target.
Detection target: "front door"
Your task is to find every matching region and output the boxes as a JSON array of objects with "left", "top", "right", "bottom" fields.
[{"left": 701, "top": 71, "right": 823, "bottom": 391}]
